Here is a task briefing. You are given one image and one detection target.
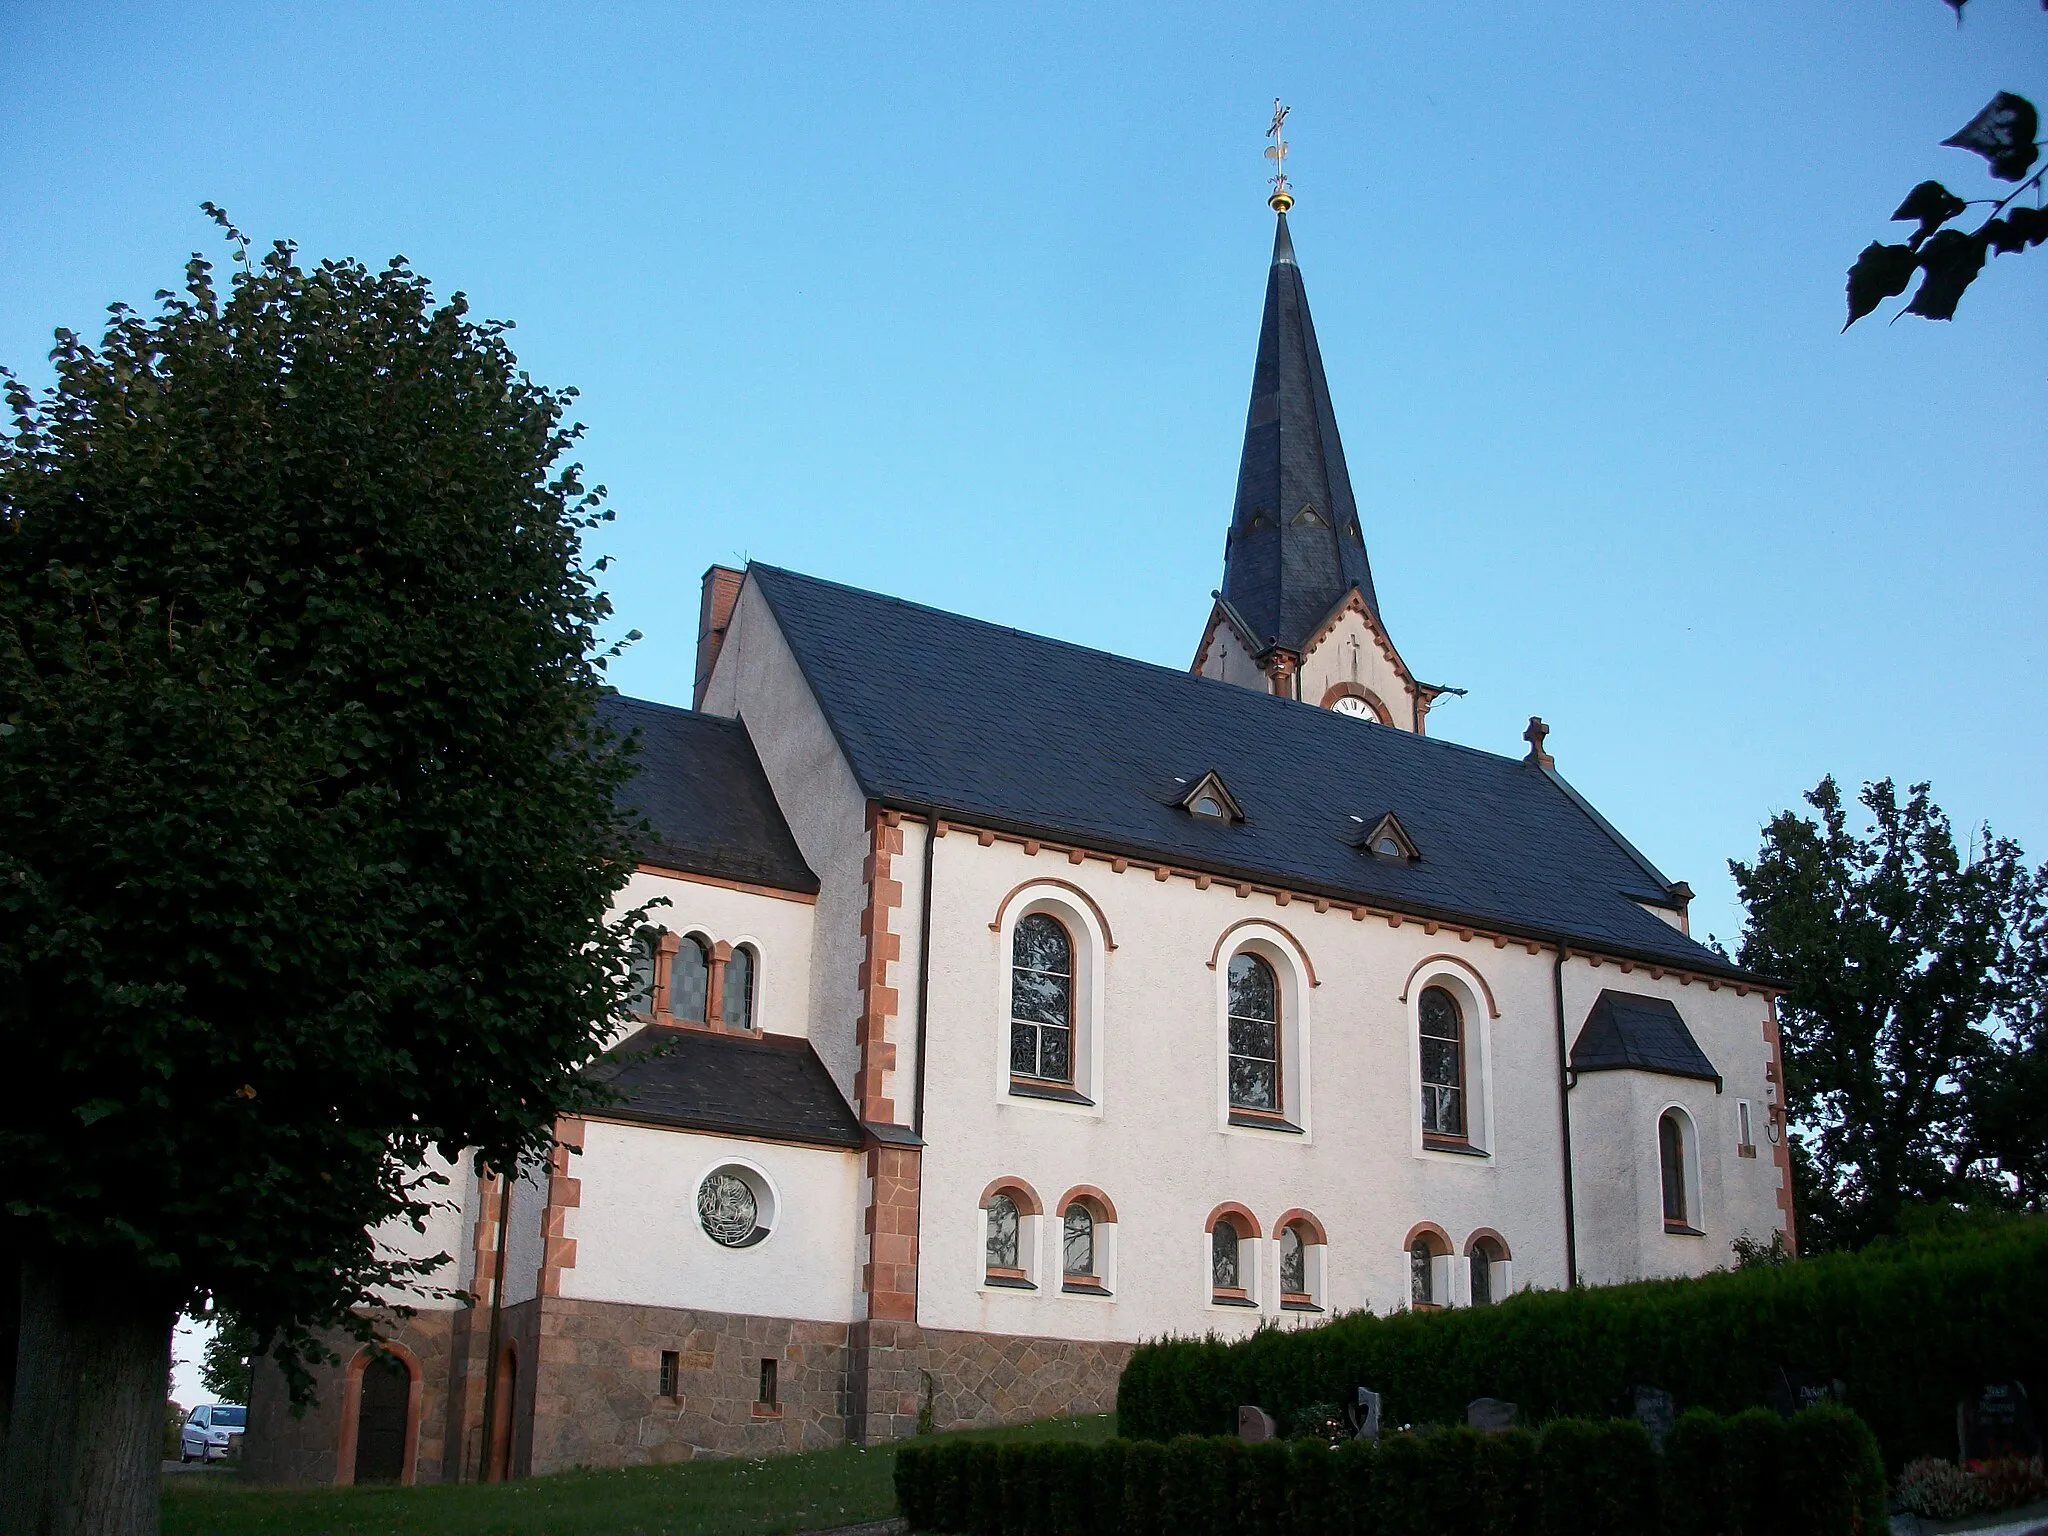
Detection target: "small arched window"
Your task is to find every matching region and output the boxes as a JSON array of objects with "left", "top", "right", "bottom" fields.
[
  {"left": 627, "top": 929, "right": 658, "bottom": 1016},
  {"left": 1660, "top": 1111, "right": 1690, "bottom": 1228},
  {"left": 986, "top": 1193, "right": 1021, "bottom": 1275},
  {"left": 1227, "top": 953, "right": 1280, "bottom": 1112},
  {"left": 1279, "top": 1226, "right": 1306, "bottom": 1296},
  {"left": 670, "top": 936, "right": 710, "bottom": 1023},
  {"left": 1419, "top": 986, "right": 1466, "bottom": 1139},
  {"left": 1010, "top": 914, "right": 1073, "bottom": 1084},
  {"left": 1062, "top": 1205, "right": 1094, "bottom": 1281},
  {"left": 1212, "top": 1219, "right": 1242, "bottom": 1292},
  {"left": 722, "top": 945, "right": 755, "bottom": 1031},
  {"left": 1470, "top": 1236, "right": 1505, "bottom": 1306},
  {"left": 1409, "top": 1232, "right": 1449, "bottom": 1308}
]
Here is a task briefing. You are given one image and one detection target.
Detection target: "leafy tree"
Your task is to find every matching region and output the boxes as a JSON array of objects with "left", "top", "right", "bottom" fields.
[
  {"left": 1844, "top": 2, "right": 2045, "bottom": 326},
  {"left": 1730, "top": 777, "right": 2047, "bottom": 1252},
  {"left": 197, "top": 1316, "right": 259, "bottom": 1405},
  {"left": 0, "top": 212, "right": 642, "bottom": 1534}
]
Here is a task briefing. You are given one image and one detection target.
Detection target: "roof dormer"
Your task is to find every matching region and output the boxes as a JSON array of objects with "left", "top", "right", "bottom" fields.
[{"left": 1179, "top": 770, "right": 1246, "bottom": 824}]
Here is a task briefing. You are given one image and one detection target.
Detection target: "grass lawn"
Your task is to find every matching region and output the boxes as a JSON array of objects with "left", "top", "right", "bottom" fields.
[{"left": 163, "top": 1413, "right": 1115, "bottom": 1536}]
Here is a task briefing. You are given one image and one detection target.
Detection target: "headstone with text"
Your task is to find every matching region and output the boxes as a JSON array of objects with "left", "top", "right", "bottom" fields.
[
  {"left": 1959, "top": 1381, "right": 2039, "bottom": 1464},
  {"left": 1768, "top": 1366, "right": 1844, "bottom": 1419},
  {"left": 1344, "top": 1386, "right": 1382, "bottom": 1442},
  {"left": 1633, "top": 1386, "right": 1677, "bottom": 1452},
  {"left": 1238, "top": 1404, "right": 1277, "bottom": 1443},
  {"left": 1467, "top": 1397, "right": 1520, "bottom": 1433}
]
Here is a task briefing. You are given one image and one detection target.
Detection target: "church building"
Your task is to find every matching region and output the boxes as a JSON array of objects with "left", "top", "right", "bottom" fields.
[{"left": 245, "top": 190, "right": 1794, "bottom": 1487}]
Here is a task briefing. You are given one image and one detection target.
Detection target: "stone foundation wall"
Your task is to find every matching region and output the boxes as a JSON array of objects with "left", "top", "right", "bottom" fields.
[
  {"left": 527, "top": 1296, "right": 853, "bottom": 1473},
  {"left": 851, "top": 1319, "right": 1131, "bottom": 1443},
  {"left": 240, "top": 1309, "right": 458, "bottom": 1487}
]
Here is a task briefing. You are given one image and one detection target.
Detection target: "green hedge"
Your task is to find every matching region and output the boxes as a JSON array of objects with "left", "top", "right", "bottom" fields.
[
  {"left": 1115, "top": 1217, "right": 2046, "bottom": 1467},
  {"left": 893, "top": 1406, "right": 1887, "bottom": 1536}
]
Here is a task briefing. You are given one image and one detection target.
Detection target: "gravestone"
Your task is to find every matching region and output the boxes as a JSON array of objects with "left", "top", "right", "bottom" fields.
[
  {"left": 1238, "top": 1404, "right": 1278, "bottom": 1443},
  {"left": 1344, "top": 1386, "right": 1382, "bottom": 1442},
  {"left": 1633, "top": 1386, "right": 1677, "bottom": 1453},
  {"left": 1467, "top": 1397, "right": 1520, "bottom": 1433},
  {"left": 1768, "top": 1366, "right": 1844, "bottom": 1418},
  {"left": 1959, "top": 1381, "right": 2039, "bottom": 1463}
]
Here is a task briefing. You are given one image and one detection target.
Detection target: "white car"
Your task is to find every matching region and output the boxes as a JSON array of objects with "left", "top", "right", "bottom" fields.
[{"left": 179, "top": 1402, "right": 245, "bottom": 1463}]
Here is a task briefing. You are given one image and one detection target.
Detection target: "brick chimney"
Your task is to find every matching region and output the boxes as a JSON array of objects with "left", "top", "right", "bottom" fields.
[{"left": 693, "top": 565, "right": 744, "bottom": 709}]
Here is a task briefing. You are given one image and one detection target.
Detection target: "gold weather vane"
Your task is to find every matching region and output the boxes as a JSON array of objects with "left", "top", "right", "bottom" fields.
[{"left": 1265, "top": 99, "right": 1293, "bottom": 212}]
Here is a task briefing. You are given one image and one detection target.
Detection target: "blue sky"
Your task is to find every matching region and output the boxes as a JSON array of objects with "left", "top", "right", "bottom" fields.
[{"left": 4, "top": 1, "right": 2043, "bottom": 961}]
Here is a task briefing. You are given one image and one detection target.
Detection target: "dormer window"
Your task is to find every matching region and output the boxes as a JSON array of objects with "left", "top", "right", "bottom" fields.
[
  {"left": 1354, "top": 812, "right": 1419, "bottom": 862},
  {"left": 1179, "top": 771, "right": 1245, "bottom": 824},
  {"left": 1292, "top": 505, "right": 1326, "bottom": 528}
]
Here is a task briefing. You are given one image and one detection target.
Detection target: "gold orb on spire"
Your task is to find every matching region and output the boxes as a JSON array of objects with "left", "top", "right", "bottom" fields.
[{"left": 1265, "top": 99, "right": 1293, "bottom": 211}]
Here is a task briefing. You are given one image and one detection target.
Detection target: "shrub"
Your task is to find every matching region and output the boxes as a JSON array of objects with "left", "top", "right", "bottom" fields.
[
  {"left": 1119, "top": 1439, "right": 1166, "bottom": 1536},
  {"left": 1534, "top": 1419, "right": 1658, "bottom": 1536},
  {"left": 1114, "top": 1215, "right": 2047, "bottom": 1468},
  {"left": 1782, "top": 1404, "right": 1889, "bottom": 1535}
]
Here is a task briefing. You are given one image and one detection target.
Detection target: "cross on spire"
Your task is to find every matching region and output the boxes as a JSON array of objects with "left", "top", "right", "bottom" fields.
[
  {"left": 1523, "top": 717, "right": 1554, "bottom": 768},
  {"left": 1265, "top": 100, "right": 1293, "bottom": 211}
]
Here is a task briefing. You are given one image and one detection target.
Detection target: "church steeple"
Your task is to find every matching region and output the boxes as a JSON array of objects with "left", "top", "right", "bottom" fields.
[
  {"left": 1219, "top": 209, "right": 1380, "bottom": 657},
  {"left": 1193, "top": 140, "right": 1441, "bottom": 732}
]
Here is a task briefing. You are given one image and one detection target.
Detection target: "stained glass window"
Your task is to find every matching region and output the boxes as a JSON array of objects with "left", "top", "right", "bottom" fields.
[
  {"left": 722, "top": 945, "right": 754, "bottom": 1030},
  {"left": 1419, "top": 987, "right": 1465, "bottom": 1137},
  {"left": 671, "top": 936, "right": 710, "bottom": 1023},
  {"left": 1660, "top": 1113, "right": 1688, "bottom": 1224},
  {"left": 1410, "top": 1238, "right": 1433, "bottom": 1306},
  {"left": 986, "top": 1193, "right": 1020, "bottom": 1273},
  {"left": 1212, "top": 1219, "right": 1240, "bottom": 1290},
  {"left": 628, "top": 929, "right": 657, "bottom": 1015},
  {"left": 1228, "top": 953, "right": 1280, "bottom": 1112},
  {"left": 1063, "top": 1205, "right": 1094, "bottom": 1278},
  {"left": 697, "top": 1170, "right": 760, "bottom": 1247},
  {"left": 1280, "top": 1226, "right": 1306, "bottom": 1295},
  {"left": 1471, "top": 1241, "right": 1498, "bottom": 1306},
  {"left": 1010, "top": 914, "right": 1073, "bottom": 1084}
]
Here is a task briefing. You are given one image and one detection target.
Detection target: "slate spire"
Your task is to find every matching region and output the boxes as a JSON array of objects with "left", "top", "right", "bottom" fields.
[{"left": 1218, "top": 211, "right": 1380, "bottom": 656}]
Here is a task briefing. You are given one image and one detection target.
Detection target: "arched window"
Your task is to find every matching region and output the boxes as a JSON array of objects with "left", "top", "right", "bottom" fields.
[
  {"left": 1660, "top": 1111, "right": 1690, "bottom": 1228},
  {"left": 1408, "top": 1228, "right": 1451, "bottom": 1309},
  {"left": 1212, "top": 1219, "right": 1242, "bottom": 1292},
  {"left": 722, "top": 945, "right": 755, "bottom": 1031},
  {"left": 1227, "top": 953, "right": 1280, "bottom": 1112},
  {"left": 627, "top": 929, "right": 657, "bottom": 1016},
  {"left": 670, "top": 936, "right": 710, "bottom": 1023},
  {"left": 1280, "top": 1226, "right": 1305, "bottom": 1295},
  {"left": 1010, "top": 914, "right": 1073, "bottom": 1084},
  {"left": 1469, "top": 1236, "right": 1506, "bottom": 1306},
  {"left": 1419, "top": 986, "right": 1466, "bottom": 1140},
  {"left": 1062, "top": 1205, "right": 1094, "bottom": 1281},
  {"left": 986, "top": 1193, "right": 1021, "bottom": 1275},
  {"left": 1410, "top": 1238, "right": 1434, "bottom": 1306}
]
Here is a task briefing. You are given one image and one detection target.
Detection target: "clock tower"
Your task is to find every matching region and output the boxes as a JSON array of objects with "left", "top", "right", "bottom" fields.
[{"left": 1192, "top": 177, "right": 1449, "bottom": 733}]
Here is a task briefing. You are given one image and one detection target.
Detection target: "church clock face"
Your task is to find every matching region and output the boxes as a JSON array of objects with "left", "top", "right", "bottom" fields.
[{"left": 1332, "top": 696, "right": 1376, "bottom": 722}]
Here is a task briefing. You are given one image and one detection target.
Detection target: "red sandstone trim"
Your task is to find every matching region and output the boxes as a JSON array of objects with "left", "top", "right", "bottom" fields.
[
  {"left": 1463, "top": 1226, "right": 1513, "bottom": 1260},
  {"left": 1403, "top": 1221, "right": 1452, "bottom": 1256},
  {"left": 1764, "top": 997, "right": 1799, "bottom": 1256},
  {"left": 1204, "top": 1201, "right": 1262, "bottom": 1238},
  {"left": 1273, "top": 1208, "right": 1328, "bottom": 1245},
  {"left": 538, "top": 1118, "right": 585, "bottom": 1299},
  {"left": 1318, "top": 681, "right": 1392, "bottom": 723},
  {"left": 981, "top": 1177, "right": 1043, "bottom": 1216},
  {"left": 1205, "top": 918, "right": 1320, "bottom": 988},
  {"left": 988, "top": 878, "right": 1119, "bottom": 950},
  {"left": 634, "top": 861, "right": 819, "bottom": 905},
  {"left": 1398, "top": 954, "right": 1503, "bottom": 1020},
  {"left": 1055, "top": 1185, "right": 1118, "bottom": 1223},
  {"left": 333, "top": 1340, "right": 424, "bottom": 1487}
]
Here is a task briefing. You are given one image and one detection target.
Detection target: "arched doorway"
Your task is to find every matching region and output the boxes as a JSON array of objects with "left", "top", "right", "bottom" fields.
[
  {"left": 487, "top": 1344, "right": 517, "bottom": 1482},
  {"left": 353, "top": 1351, "right": 411, "bottom": 1485}
]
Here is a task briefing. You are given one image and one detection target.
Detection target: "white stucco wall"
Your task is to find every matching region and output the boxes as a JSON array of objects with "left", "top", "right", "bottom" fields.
[
  {"left": 366, "top": 1147, "right": 473, "bottom": 1310},
  {"left": 563, "top": 1120, "right": 863, "bottom": 1322},
  {"left": 1299, "top": 607, "right": 1417, "bottom": 730},
  {"left": 698, "top": 576, "right": 874, "bottom": 1105},
  {"left": 609, "top": 867, "right": 816, "bottom": 1043},
  {"left": 912, "top": 833, "right": 1788, "bottom": 1343},
  {"left": 1195, "top": 617, "right": 1267, "bottom": 692}
]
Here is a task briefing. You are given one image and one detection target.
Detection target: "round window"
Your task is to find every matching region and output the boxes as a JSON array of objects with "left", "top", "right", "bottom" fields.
[{"left": 697, "top": 1167, "right": 771, "bottom": 1248}]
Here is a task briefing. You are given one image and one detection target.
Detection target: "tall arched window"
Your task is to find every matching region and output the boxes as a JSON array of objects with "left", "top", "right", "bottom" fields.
[
  {"left": 670, "top": 936, "right": 710, "bottom": 1023},
  {"left": 1660, "top": 1111, "right": 1689, "bottom": 1227},
  {"left": 985, "top": 1193, "right": 1021, "bottom": 1275},
  {"left": 1279, "top": 1226, "right": 1306, "bottom": 1296},
  {"left": 1212, "top": 1219, "right": 1242, "bottom": 1292},
  {"left": 1410, "top": 1238, "right": 1433, "bottom": 1306},
  {"left": 627, "top": 929, "right": 657, "bottom": 1016},
  {"left": 1419, "top": 986, "right": 1466, "bottom": 1139},
  {"left": 1062, "top": 1205, "right": 1094, "bottom": 1281},
  {"left": 1227, "top": 953, "right": 1280, "bottom": 1112},
  {"left": 1469, "top": 1236, "right": 1505, "bottom": 1306},
  {"left": 722, "top": 945, "right": 755, "bottom": 1031},
  {"left": 1010, "top": 914, "right": 1073, "bottom": 1083}
]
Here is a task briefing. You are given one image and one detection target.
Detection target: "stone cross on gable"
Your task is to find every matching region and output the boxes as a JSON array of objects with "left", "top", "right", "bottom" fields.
[{"left": 1523, "top": 716, "right": 1554, "bottom": 769}]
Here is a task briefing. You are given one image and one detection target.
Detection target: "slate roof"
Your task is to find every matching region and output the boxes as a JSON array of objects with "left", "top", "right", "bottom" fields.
[
  {"left": 1219, "top": 213, "right": 1381, "bottom": 653},
  {"left": 599, "top": 694, "right": 818, "bottom": 895},
  {"left": 586, "top": 1026, "right": 865, "bottom": 1149},
  {"left": 748, "top": 563, "right": 1753, "bottom": 981},
  {"left": 1569, "top": 989, "right": 1723, "bottom": 1086}
]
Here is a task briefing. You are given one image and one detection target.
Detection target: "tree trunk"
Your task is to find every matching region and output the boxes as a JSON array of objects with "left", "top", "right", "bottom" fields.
[{"left": 0, "top": 1259, "right": 175, "bottom": 1536}]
